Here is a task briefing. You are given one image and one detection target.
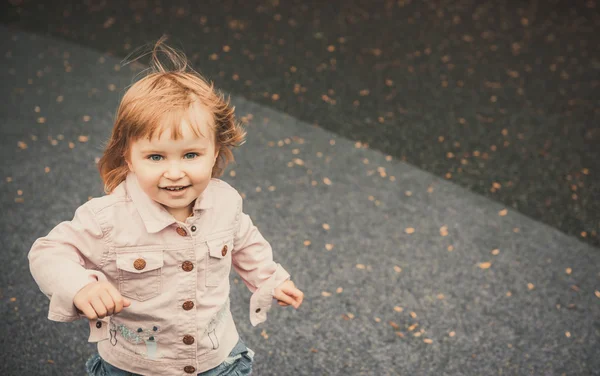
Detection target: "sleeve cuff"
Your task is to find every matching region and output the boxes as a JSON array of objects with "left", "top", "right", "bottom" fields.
[
  {"left": 249, "top": 264, "right": 290, "bottom": 326},
  {"left": 88, "top": 316, "right": 111, "bottom": 343}
]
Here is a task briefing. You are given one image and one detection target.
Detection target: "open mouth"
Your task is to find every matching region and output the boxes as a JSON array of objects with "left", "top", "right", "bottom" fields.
[{"left": 161, "top": 185, "right": 191, "bottom": 192}]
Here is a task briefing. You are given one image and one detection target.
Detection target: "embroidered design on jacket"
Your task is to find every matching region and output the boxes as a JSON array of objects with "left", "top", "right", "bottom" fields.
[
  {"left": 201, "top": 297, "right": 230, "bottom": 350},
  {"left": 110, "top": 322, "right": 161, "bottom": 359}
]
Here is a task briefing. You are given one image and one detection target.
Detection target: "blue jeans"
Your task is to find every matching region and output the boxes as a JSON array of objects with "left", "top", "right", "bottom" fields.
[{"left": 86, "top": 339, "right": 254, "bottom": 376}]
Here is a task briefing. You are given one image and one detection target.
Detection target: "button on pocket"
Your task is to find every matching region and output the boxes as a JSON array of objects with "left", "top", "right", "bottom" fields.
[
  {"left": 206, "top": 236, "right": 233, "bottom": 287},
  {"left": 116, "top": 250, "right": 164, "bottom": 301}
]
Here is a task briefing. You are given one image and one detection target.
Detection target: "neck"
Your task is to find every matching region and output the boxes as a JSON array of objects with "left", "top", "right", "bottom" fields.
[{"left": 167, "top": 206, "right": 193, "bottom": 222}]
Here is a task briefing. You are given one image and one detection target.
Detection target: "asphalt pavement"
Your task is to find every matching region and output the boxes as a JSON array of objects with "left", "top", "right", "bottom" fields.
[{"left": 1, "top": 25, "right": 599, "bottom": 376}]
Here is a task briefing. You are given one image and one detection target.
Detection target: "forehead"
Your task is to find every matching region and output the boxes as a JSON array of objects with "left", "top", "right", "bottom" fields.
[{"left": 144, "top": 101, "right": 215, "bottom": 142}]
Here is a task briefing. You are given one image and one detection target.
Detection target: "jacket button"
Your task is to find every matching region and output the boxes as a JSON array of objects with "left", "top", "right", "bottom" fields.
[
  {"left": 255, "top": 308, "right": 261, "bottom": 313},
  {"left": 176, "top": 227, "right": 188, "bottom": 236},
  {"left": 183, "top": 335, "right": 195, "bottom": 345},
  {"left": 221, "top": 245, "right": 228, "bottom": 257},
  {"left": 182, "top": 301, "right": 194, "bottom": 310},
  {"left": 184, "top": 366, "right": 196, "bottom": 374},
  {"left": 133, "top": 258, "right": 146, "bottom": 270},
  {"left": 191, "top": 225, "right": 197, "bottom": 232},
  {"left": 96, "top": 321, "right": 102, "bottom": 329},
  {"left": 182, "top": 261, "right": 194, "bottom": 272}
]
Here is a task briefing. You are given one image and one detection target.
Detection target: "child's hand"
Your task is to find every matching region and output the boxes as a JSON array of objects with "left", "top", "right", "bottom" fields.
[
  {"left": 273, "top": 280, "right": 304, "bottom": 309},
  {"left": 73, "top": 281, "right": 131, "bottom": 320}
]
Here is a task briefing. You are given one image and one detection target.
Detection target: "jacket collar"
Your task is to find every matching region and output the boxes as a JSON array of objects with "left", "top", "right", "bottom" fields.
[{"left": 125, "top": 173, "right": 213, "bottom": 233}]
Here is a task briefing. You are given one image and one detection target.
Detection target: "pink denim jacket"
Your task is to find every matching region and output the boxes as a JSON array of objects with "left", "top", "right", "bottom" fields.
[{"left": 29, "top": 173, "right": 290, "bottom": 375}]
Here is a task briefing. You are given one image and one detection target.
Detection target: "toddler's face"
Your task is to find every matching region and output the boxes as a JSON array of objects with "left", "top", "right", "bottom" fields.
[{"left": 127, "top": 104, "right": 218, "bottom": 220}]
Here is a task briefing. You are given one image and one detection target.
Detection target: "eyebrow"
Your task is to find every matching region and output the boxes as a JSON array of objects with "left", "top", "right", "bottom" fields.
[{"left": 139, "top": 147, "right": 209, "bottom": 154}]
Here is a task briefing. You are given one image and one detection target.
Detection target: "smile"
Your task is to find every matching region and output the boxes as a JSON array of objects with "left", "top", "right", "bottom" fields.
[{"left": 161, "top": 185, "right": 191, "bottom": 191}]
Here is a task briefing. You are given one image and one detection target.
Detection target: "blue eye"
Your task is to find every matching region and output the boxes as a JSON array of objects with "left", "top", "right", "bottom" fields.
[
  {"left": 184, "top": 153, "right": 199, "bottom": 159},
  {"left": 148, "top": 154, "right": 163, "bottom": 161}
]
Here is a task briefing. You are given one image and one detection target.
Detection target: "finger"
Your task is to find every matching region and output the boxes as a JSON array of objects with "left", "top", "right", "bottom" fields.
[
  {"left": 275, "top": 293, "right": 296, "bottom": 307},
  {"left": 282, "top": 287, "right": 304, "bottom": 307},
  {"left": 90, "top": 297, "right": 108, "bottom": 319},
  {"left": 106, "top": 287, "right": 124, "bottom": 314},
  {"left": 99, "top": 291, "right": 115, "bottom": 316},
  {"left": 77, "top": 302, "right": 98, "bottom": 320},
  {"left": 123, "top": 297, "right": 131, "bottom": 307},
  {"left": 278, "top": 300, "right": 290, "bottom": 306}
]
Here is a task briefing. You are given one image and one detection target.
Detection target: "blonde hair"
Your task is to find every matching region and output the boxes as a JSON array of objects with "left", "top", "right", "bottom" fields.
[{"left": 98, "top": 36, "right": 246, "bottom": 193}]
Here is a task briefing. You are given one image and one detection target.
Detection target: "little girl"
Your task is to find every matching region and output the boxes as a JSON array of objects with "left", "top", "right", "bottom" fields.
[{"left": 28, "top": 38, "right": 304, "bottom": 376}]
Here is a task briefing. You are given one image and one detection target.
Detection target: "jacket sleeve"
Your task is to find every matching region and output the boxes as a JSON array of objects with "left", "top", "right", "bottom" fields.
[
  {"left": 28, "top": 203, "right": 108, "bottom": 322},
  {"left": 231, "top": 195, "right": 290, "bottom": 326}
]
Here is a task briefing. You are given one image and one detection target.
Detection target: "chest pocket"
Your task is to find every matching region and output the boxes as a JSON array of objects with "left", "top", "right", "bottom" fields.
[
  {"left": 116, "top": 250, "right": 164, "bottom": 301},
  {"left": 206, "top": 235, "right": 234, "bottom": 287}
]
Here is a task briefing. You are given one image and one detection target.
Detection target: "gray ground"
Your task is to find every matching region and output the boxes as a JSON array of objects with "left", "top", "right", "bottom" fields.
[
  {"left": 2, "top": 0, "right": 599, "bottom": 248},
  {"left": 0, "top": 22, "right": 599, "bottom": 376}
]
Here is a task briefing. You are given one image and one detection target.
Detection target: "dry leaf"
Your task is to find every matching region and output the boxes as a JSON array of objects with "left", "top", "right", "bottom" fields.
[
  {"left": 527, "top": 283, "right": 535, "bottom": 290},
  {"left": 405, "top": 227, "right": 415, "bottom": 234},
  {"left": 423, "top": 338, "right": 433, "bottom": 344},
  {"left": 449, "top": 331, "right": 456, "bottom": 337},
  {"left": 322, "top": 223, "right": 330, "bottom": 230},
  {"left": 321, "top": 291, "right": 331, "bottom": 297},
  {"left": 336, "top": 287, "right": 343, "bottom": 293},
  {"left": 78, "top": 135, "right": 89, "bottom": 143},
  {"left": 478, "top": 262, "right": 492, "bottom": 269},
  {"left": 303, "top": 240, "right": 311, "bottom": 246},
  {"left": 356, "top": 264, "right": 366, "bottom": 270},
  {"left": 499, "top": 209, "right": 508, "bottom": 216},
  {"left": 491, "top": 249, "right": 500, "bottom": 255},
  {"left": 394, "top": 306, "right": 403, "bottom": 313},
  {"left": 565, "top": 268, "right": 572, "bottom": 275},
  {"left": 393, "top": 266, "right": 402, "bottom": 273},
  {"left": 565, "top": 331, "right": 571, "bottom": 338},
  {"left": 325, "top": 244, "right": 334, "bottom": 251}
]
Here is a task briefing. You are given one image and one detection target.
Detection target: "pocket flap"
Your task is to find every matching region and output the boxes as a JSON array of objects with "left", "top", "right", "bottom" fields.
[
  {"left": 116, "top": 251, "right": 164, "bottom": 273},
  {"left": 207, "top": 237, "right": 233, "bottom": 259}
]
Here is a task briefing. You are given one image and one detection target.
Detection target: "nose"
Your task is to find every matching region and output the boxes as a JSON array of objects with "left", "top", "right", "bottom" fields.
[{"left": 163, "top": 162, "right": 185, "bottom": 180}]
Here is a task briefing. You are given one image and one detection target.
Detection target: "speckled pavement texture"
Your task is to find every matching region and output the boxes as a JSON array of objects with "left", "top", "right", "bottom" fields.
[
  {"left": 1, "top": 0, "right": 598, "bottom": 248},
  {"left": 1, "top": 25, "right": 599, "bottom": 375}
]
